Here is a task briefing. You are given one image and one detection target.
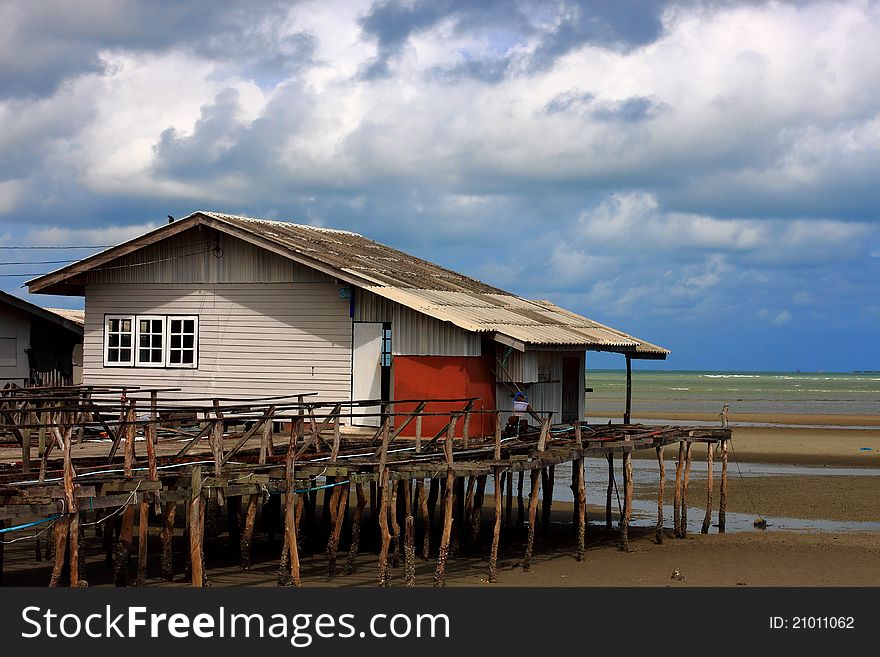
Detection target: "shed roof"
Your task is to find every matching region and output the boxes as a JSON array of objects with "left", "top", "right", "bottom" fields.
[
  {"left": 27, "top": 211, "right": 667, "bottom": 358},
  {"left": 0, "top": 290, "right": 84, "bottom": 336}
]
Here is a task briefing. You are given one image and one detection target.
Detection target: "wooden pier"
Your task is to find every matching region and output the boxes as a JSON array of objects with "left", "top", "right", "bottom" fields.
[{"left": 0, "top": 384, "right": 731, "bottom": 587}]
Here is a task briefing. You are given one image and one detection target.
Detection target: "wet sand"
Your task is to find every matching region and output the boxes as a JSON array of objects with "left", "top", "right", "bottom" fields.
[{"left": 622, "top": 410, "right": 880, "bottom": 427}]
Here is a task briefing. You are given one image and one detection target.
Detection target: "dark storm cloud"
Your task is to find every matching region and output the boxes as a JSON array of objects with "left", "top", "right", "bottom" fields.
[{"left": 0, "top": 0, "right": 306, "bottom": 99}]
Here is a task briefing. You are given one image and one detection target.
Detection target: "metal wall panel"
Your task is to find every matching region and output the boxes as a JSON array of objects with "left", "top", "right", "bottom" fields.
[{"left": 353, "top": 289, "right": 481, "bottom": 357}]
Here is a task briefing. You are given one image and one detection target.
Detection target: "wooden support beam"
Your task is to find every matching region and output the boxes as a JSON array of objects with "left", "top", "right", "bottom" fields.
[
  {"left": 655, "top": 445, "right": 665, "bottom": 544},
  {"left": 624, "top": 355, "right": 632, "bottom": 425},
  {"left": 523, "top": 467, "right": 540, "bottom": 572},
  {"left": 389, "top": 479, "right": 401, "bottom": 567},
  {"left": 433, "top": 471, "right": 455, "bottom": 587},
  {"left": 576, "top": 458, "right": 586, "bottom": 562},
  {"left": 680, "top": 441, "right": 692, "bottom": 537},
  {"left": 488, "top": 466, "right": 503, "bottom": 583},
  {"left": 175, "top": 420, "right": 215, "bottom": 458},
  {"left": 123, "top": 402, "right": 136, "bottom": 479},
  {"left": 605, "top": 453, "right": 613, "bottom": 530},
  {"left": 115, "top": 505, "right": 135, "bottom": 586},
  {"left": 284, "top": 419, "right": 302, "bottom": 587},
  {"left": 240, "top": 494, "right": 259, "bottom": 570},
  {"left": 719, "top": 439, "right": 729, "bottom": 533},
  {"left": 403, "top": 480, "right": 415, "bottom": 587},
  {"left": 327, "top": 482, "right": 348, "bottom": 577},
  {"left": 701, "top": 441, "right": 714, "bottom": 534},
  {"left": 49, "top": 516, "right": 68, "bottom": 587},
  {"left": 516, "top": 470, "right": 524, "bottom": 528},
  {"left": 221, "top": 406, "right": 276, "bottom": 466},
  {"left": 620, "top": 450, "right": 632, "bottom": 552},
  {"left": 674, "top": 441, "right": 683, "bottom": 538},
  {"left": 188, "top": 465, "right": 204, "bottom": 587},
  {"left": 419, "top": 479, "right": 430, "bottom": 561},
  {"left": 471, "top": 474, "right": 486, "bottom": 549},
  {"left": 344, "top": 482, "right": 367, "bottom": 575},
  {"left": 377, "top": 472, "right": 392, "bottom": 587},
  {"left": 135, "top": 500, "right": 149, "bottom": 585},
  {"left": 160, "top": 501, "right": 177, "bottom": 580}
]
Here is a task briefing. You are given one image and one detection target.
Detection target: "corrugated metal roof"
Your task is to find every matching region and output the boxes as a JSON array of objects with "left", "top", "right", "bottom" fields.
[
  {"left": 27, "top": 211, "right": 668, "bottom": 357},
  {"left": 44, "top": 307, "right": 85, "bottom": 327}
]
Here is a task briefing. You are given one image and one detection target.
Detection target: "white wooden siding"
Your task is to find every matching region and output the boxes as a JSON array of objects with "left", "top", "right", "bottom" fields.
[{"left": 82, "top": 283, "right": 352, "bottom": 402}]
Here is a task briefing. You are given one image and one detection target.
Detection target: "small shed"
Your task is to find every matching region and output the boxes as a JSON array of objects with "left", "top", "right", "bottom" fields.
[
  {"left": 26, "top": 211, "right": 667, "bottom": 430},
  {"left": 0, "top": 290, "right": 84, "bottom": 386}
]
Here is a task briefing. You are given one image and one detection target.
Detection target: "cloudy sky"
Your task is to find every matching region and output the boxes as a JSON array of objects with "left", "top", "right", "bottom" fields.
[{"left": 1, "top": 0, "right": 879, "bottom": 371}]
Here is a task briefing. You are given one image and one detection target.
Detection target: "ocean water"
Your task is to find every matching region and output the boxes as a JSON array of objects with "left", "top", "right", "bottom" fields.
[{"left": 585, "top": 370, "right": 880, "bottom": 418}]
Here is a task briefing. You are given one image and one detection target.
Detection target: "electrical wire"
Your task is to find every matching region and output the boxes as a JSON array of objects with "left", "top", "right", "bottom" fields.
[{"left": 0, "top": 245, "right": 113, "bottom": 250}]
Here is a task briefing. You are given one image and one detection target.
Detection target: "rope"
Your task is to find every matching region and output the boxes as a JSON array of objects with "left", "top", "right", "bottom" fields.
[
  {"left": 727, "top": 437, "right": 765, "bottom": 524},
  {"left": 0, "top": 514, "right": 61, "bottom": 535}
]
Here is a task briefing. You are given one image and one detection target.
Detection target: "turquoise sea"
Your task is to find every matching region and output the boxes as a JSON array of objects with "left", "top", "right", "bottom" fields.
[{"left": 585, "top": 370, "right": 880, "bottom": 420}]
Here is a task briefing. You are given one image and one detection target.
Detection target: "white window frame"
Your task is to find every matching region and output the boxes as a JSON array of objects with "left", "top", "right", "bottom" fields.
[
  {"left": 103, "top": 314, "right": 199, "bottom": 369},
  {"left": 104, "top": 315, "right": 135, "bottom": 367},
  {"left": 166, "top": 315, "right": 199, "bottom": 369},
  {"left": 135, "top": 315, "right": 166, "bottom": 367}
]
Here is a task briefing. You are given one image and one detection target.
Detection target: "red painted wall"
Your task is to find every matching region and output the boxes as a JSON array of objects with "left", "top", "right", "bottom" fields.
[{"left": 393, "top": 354, "right": 496, "bottom": 438}]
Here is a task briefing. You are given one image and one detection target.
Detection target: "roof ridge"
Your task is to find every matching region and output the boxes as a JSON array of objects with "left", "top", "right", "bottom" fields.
[{"left": 197, "top": 210, "right": 363, "bottom": 237}]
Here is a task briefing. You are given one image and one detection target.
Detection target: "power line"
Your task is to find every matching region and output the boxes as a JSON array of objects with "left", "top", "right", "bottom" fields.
[
  {"left": 0, "top": 245, "right": 112, "bottom": 250},
  {"left": 0, "top": 247, "right": 217, "bottom": 278},
  {"left": 0, "top": 259, "right": 79, "bottom": 265}
]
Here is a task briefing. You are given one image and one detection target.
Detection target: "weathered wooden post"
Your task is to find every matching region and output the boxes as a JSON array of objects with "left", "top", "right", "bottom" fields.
[
  {"left": 719, "top": 438, "right": 729, "bottom": 533},
  {"left": 489, "top": 465, "right": 503, "bottom": 583},
  {"left": 327, "top": 481, "right": 349, "bottom": 577},
  {"left": 523, "top": 467, "right": 541, "bottom": 572},
  {"left": 433, "top": 415, "right": 458, "bottom": 587},
  {"left": 377, "top": 471, "right": 392, "bottom": 587},
  {"left": 701, "top": 441, "right": 714, "bottom": 534},
  {"left": 655, "top": 445, "right": 665, "bottom": 544},
  {"left": 160, "top": 501, "right": 177, "bottom": 580},
  {"left": 345, "top": 481, "right": 367, "bottom": 575},
  {"left": 284, "top": 417, "right": 302, "bottom": 587},
  {"left": 624, "top": 355, "right": 632, "bottom": 425},
  {"left": 620, "top": 448, "right": 633, "bottom": 552},
  {"left": 674, "top": 441, "right": 684, "bottom": 537},
  {"left": 576, "top": 458, "right": 586, "bottom": 562},
  {"left": 680, "top": 441, "right": 692, "bottom": 537},
  {"left": 188, "top": 466, "right": 204, "bottom": 587},
  {"left": 606, "top": 453, "right": 613, "bottom": 530},
  {"left": 541, "top": 465, "right": 554, "bottom": 535},
  {"left": 403, "top": 480, "right": 415, "bottom": 587}
]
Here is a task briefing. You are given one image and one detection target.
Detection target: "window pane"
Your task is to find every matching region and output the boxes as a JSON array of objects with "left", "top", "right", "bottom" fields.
[
  {"left": 120, "top": 349, "right": 131, "bottom": 361},
  {"left": 109, "top": 319, "right": 119, "bottom": 332},
  {"left": 170, "top": 351, "right": 181, "bottom": 364},
  {"left": 184, "top": 320, "right": 194, "bottom": 333},
  {"left": 181, "top": 350, "right": 193, "bottom": 364},
  {"left": 171, "top": 320, "right": 182, "bottom": 332},
  {"left": 152, "top": 349, "right": 162, "bottom": 361},
  {"left": 140, "top": 320, "right": 148, "bottom": 332},
  {"left": 108, "top": 350, "right": 119, "bottom": 363},
  {"left": 140, "top": 348, "right": 150, "bottom": 362},
  {"left": 171, "top": 335, "right": 181, "bottom": 348},
  {"left": 121, "top": 334, "right": 131, "bottom": 347},
  {"left": 152, "top": 334, "right": 162, "bottom": 347},
  {"left": 122, "top": 320, "right": 131, "bottom": 332},
  {"left": 152, "top": 319, "right": 162, "bottom": 332},
  {"left": 183, "top": 335, "right": 194, "bottom": 348},
  {"left": 109, "top": 334, "right": 119, "bottom": 348},
  {"left": 140, "top": 334, "right": 150, "bottom": 347}
]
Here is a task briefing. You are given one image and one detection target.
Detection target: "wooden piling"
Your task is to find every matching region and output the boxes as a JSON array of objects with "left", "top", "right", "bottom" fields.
[
  {"left": 680, "top": 441, "right": 692, "bottom": 537},
  {"left": 576, "top": 458, "right": 586, "bottom": 562},
  {"left": 188, "top": 465, "right": 204, "bottom": 587},
  {"left": 418, "top": 479, "right": 430, "bottom": 560},
  {"left": 345, "top": 482, "right": 367, "bottom": 575},
  {"left": 115, "top": 505, "right": 135, "bottom": 586},
  {"left": 516, "top": 471, "right": 525, "bottom": 528},
  {"left": 283, "top": 419, "right": 302, "bottom": 587},
  {"left": 719, "top": 439, "right": 728, "bottom": 533},
  {"left": 238, "top": 494, "right": 259, "bottom": 570},
  {"left": 620, "top": 450, "right": 633, "bottom": 552},
  {"left": 505, "top": 468, "right": 513, "bottom": 533},
  {"left": 433, "top": 472, "right": 455, "bottom": 587},
  {"left": 327, "top": 482, "right": 348, "bottom": 577},
  {"left": 606, "top": 453, "right": 613, "bottom": 530},
  {"left": 135, "top": 501, "right": 149, "bottom": 585},
  {"left": 471, "top": 474, "right": 486, "bottom": 549},
  {"left": 674, "top": 441, "right": 683, "bottom": 538},
  {"left": 49, "top": 516, "right": 69, "bottom": 587},
  {"left": 489, "top": 466, "right": 503, "bottom": 583},
  {"left": 403, "top": 481, "right": 415, "bottom": 587},
  {"left": 160, "top": 501, "right": 177, "bottom": 580},
  {"left": 523, "top": 467, "right": 540, "bottom": 572},
  {"left": 701, "top": 441, "right": 714, "bottom": 534},
  {"left": 655, "top": 446, "right": 665, "bottom": 544},
  {"left": 377, "top": 474, "right": 392, "bottom": 587}
]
